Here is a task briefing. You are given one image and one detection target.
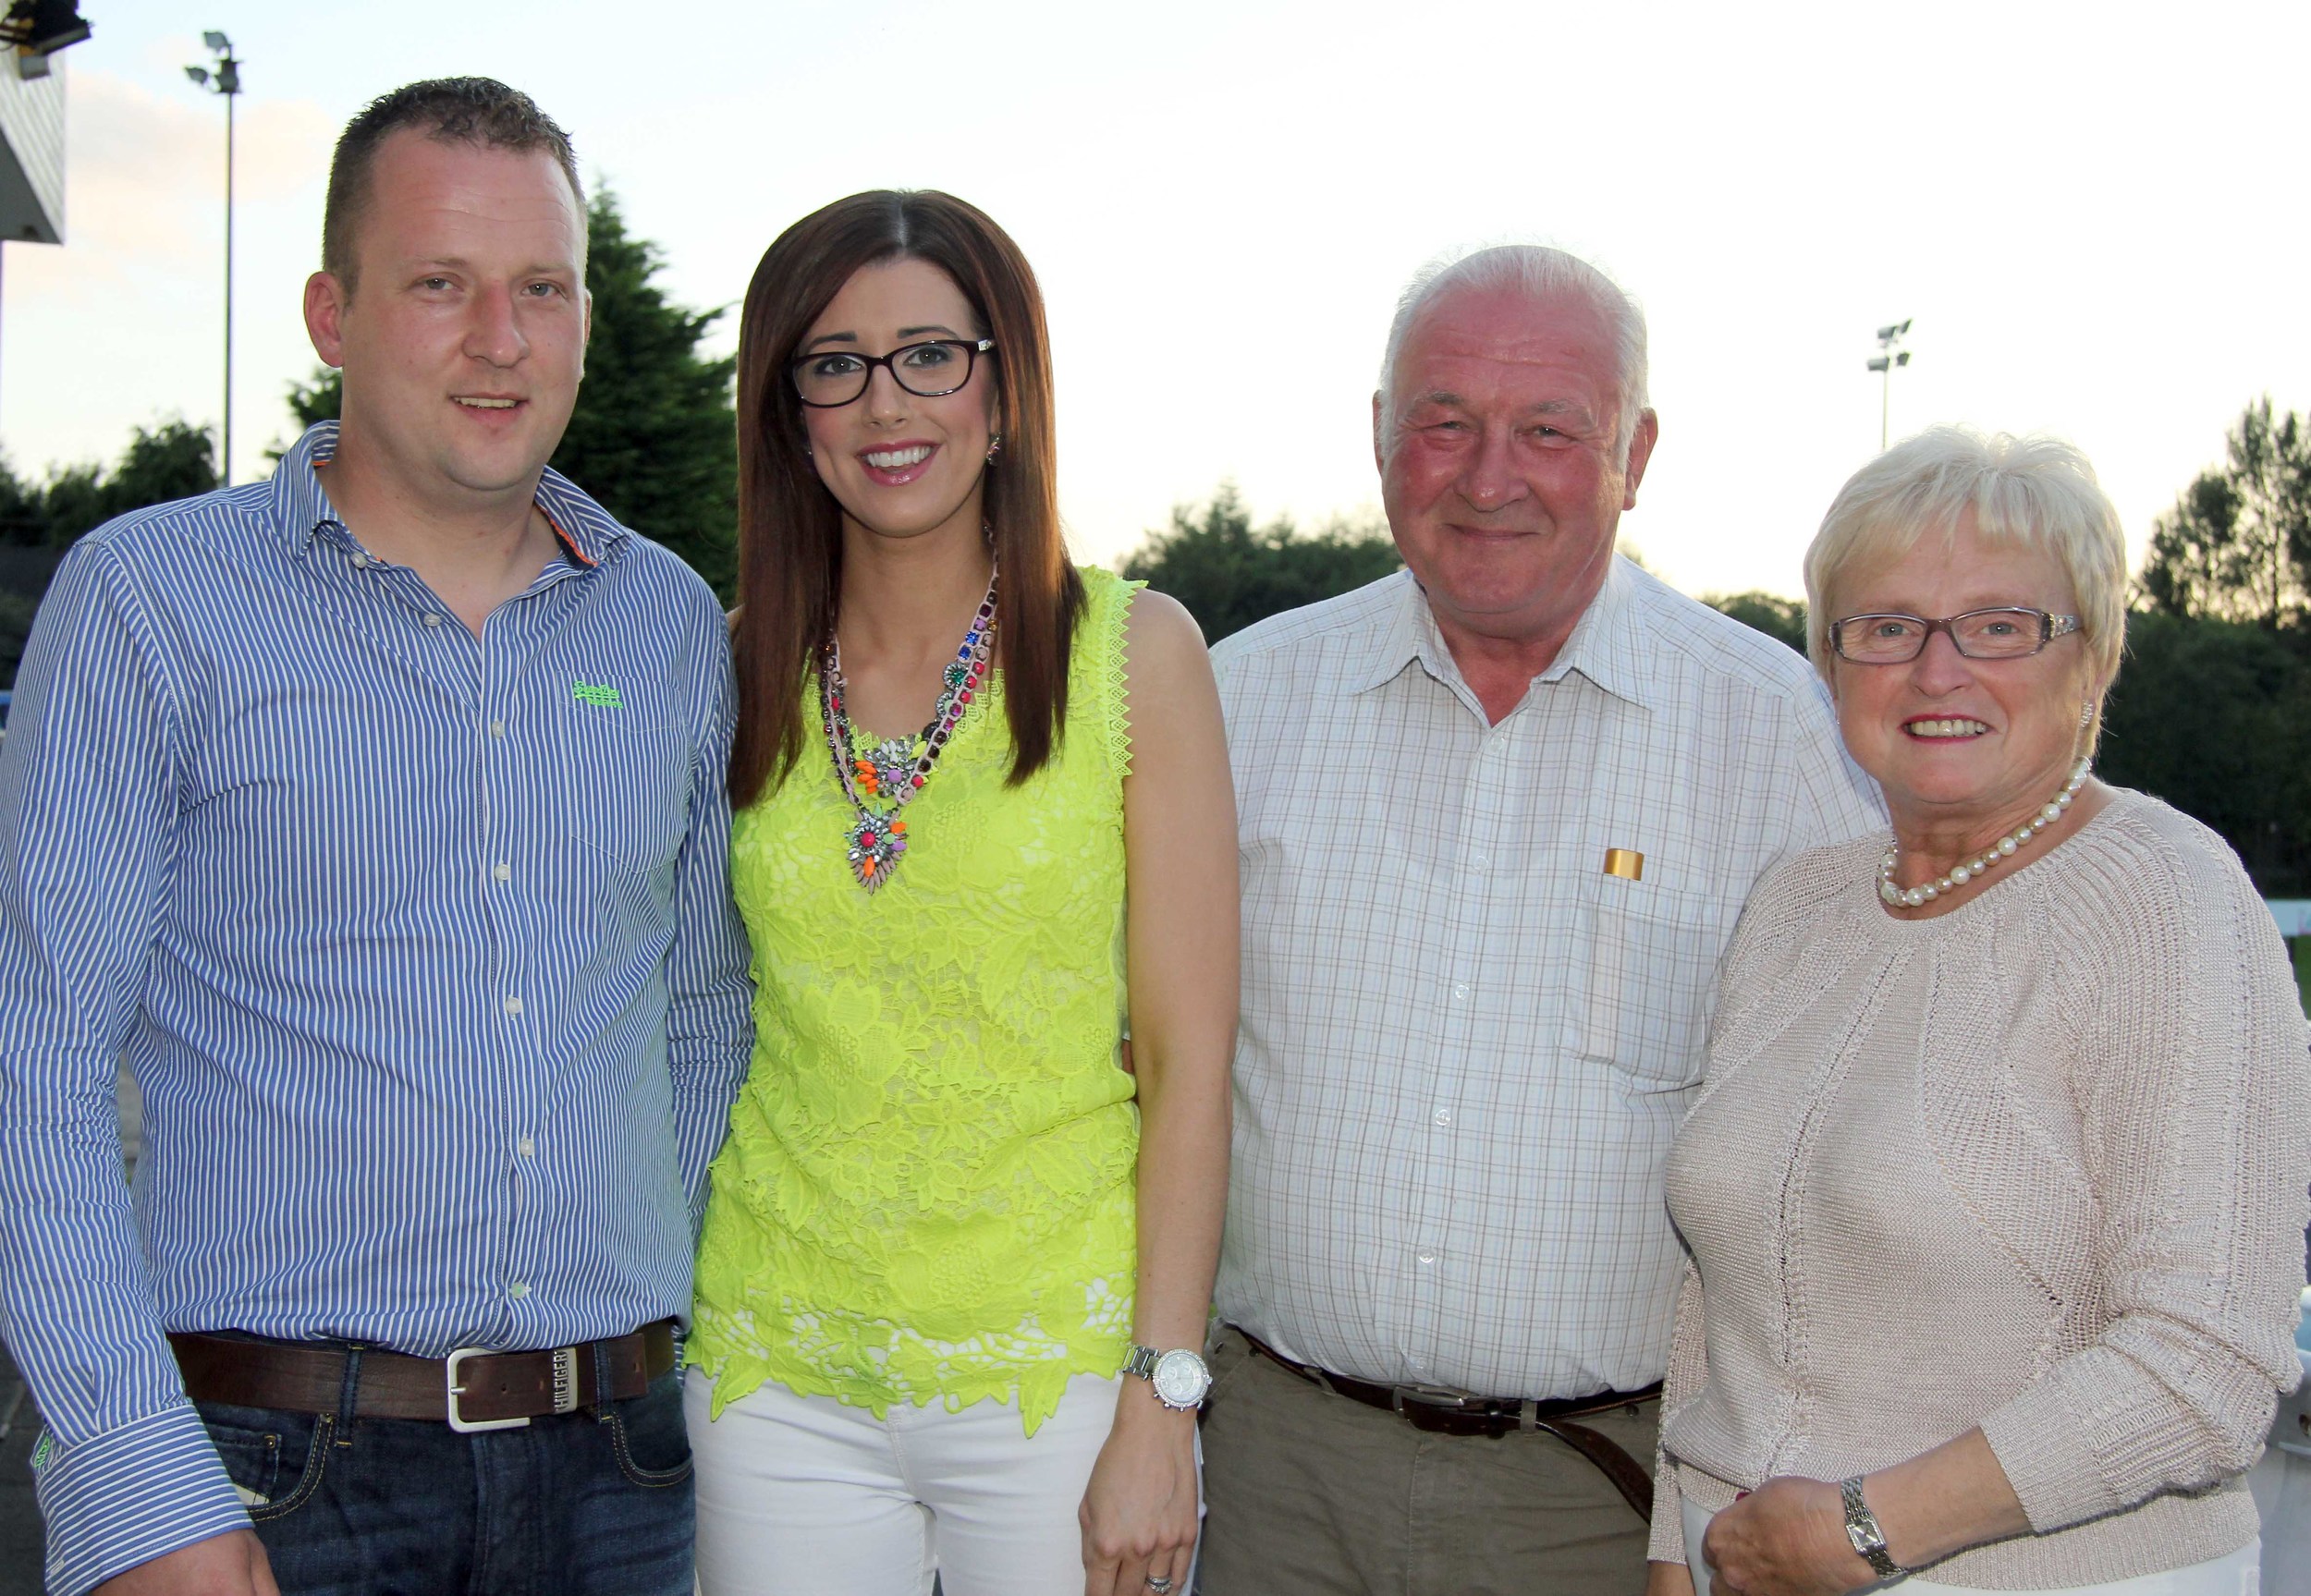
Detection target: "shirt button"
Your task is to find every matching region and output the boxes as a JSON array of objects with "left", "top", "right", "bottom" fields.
[
  {"left": 348, "top": 552, "right": 369, "bottom": 570},
  {"left": 1469, "top": 852, "right": 1489, "bottom": 872},
  {"left": 1416, "top": 1250, "right": 1437, "bottom": 1266},
  {"left": 502, "top": 995, "right": 523, "bottom": 1017},
  {"left": 422, "top": 613, "right": 443, "bottom": 628},
  {"left": 1432, "top": 1106, "right": 1453, "bottom": 1127},
  {"left": 517, "top": 1135, "right": 535, "bottom": 1157},
  {"left": 488, "top": 718, "right": 506, "bottom": 738},
  {"left": 507, "top": 1281, "right": 529, "bottom": 1299},
  {"left": 492, "top": 862, "right": 511, "bottom": 882},
  {"left": 1451, "top": 981, "right": 1471, "bottom": 1003}
]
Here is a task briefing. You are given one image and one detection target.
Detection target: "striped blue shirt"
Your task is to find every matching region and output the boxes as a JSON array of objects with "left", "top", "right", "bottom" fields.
[{"left": 0, "top": 423, "right": 754, "bottom": 1596}]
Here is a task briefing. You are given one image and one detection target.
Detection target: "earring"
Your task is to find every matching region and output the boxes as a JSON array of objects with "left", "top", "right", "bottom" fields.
[
  {"left": 984, "top": 432, "right": 1003, "bottom": 467},
  {"left": 2078, "top": 701, "right": 2094, "bottom": 728}
]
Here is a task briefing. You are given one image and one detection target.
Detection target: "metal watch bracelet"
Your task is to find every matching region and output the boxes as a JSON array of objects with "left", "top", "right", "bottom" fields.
[{"left": 1839, "top": 1475, "right": 1903, "bottom": 1579}]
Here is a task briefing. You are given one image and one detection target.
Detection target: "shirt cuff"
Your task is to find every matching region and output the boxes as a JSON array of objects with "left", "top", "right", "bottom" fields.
[
  {"left": 1978, "top": 1374, "right": 2121, "bottom": 1532},
  {"left": 33, "top": 1400, "right": 251, "bottom": 1596}
]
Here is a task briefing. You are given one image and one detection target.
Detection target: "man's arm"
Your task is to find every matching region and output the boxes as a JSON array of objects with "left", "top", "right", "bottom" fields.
[
  {"left": 1775, "top": 674, "right": 1886, "bottom": 854},
  {"left": 660, "top": 610, "right": 753, "bottom": 1232},
  {"left": 0, "top": 542, "right": 254, "bottom": 1595}
]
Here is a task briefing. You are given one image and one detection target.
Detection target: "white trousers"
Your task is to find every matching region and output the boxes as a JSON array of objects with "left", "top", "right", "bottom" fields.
[
  {"left": 687, "top": 1369, "right": 1123, "bottom": 1596},
  {"left": 1681, "top": 1496, "right": 2262, "bottom": 1596}
]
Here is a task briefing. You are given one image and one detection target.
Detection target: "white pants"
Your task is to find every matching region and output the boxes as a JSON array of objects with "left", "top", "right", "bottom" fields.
[
  {"left": 1681, "top": 1496, "right": 2261, "bottom": 1595},
  {"left": 688, "top": 1369, "right": 1126, "bottom": 1596}
]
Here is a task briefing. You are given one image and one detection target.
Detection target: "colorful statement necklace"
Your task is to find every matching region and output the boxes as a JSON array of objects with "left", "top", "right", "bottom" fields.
[{"left": 819, "top": 559, "right": 999, "bottom": 892}]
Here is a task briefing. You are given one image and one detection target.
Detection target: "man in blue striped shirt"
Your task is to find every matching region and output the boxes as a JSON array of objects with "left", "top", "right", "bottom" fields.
[{"left": 0, "top": 79, "right": 752, "bottom": 1596}]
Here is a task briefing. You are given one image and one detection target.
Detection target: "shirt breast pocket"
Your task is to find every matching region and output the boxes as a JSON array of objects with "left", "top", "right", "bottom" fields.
[
  {"left": 557, "top": 704, "right": 695, "bottom": 885},
  {"left": 1579, "top": 877, "right": 1735, "bottom": 1089}
]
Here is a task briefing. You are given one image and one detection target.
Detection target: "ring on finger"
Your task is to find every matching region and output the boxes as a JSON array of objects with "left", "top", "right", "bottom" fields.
[{"left": 1145, "top": 1578, "right": 1174, "bottom": 1594}]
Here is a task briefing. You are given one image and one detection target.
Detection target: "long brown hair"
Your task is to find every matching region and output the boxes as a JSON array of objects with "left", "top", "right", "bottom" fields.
[{"left": 728, "top": 190, "right": 1083, "bottom": 808}]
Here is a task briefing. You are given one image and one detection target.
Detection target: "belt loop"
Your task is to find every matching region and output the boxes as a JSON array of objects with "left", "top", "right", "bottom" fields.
[
  {"left": 1519, "top": 1398, "right": 1538, "bottom": 1433},
  {"left": 590, "top": 1337, "right": 614, "bottom": 1421},
  {"left": 336, "top": 1346, "right": 364, "bottom": 1444}
]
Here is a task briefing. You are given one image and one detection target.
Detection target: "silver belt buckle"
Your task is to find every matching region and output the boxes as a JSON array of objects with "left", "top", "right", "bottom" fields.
[
  {"left": 445, "top": 1346, "right": 532, "bottom": 1432},
  {"left": 1390, "top": 1382, "right": 1478, "bottom": 1414}
]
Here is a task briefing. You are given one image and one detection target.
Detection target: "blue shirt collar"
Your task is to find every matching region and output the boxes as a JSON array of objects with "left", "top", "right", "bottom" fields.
[{"left": 267, "top": 420, "right": 631, "bottom": 568}]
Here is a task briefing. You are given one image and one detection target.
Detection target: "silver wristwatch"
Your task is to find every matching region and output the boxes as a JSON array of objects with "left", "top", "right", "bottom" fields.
[
  {"left": 1840, "top": 1476, "right": 1903, "bottom": 1579},
  {"left": 1121, "top": 1344, "right": 1212, "bottom": 1410}
]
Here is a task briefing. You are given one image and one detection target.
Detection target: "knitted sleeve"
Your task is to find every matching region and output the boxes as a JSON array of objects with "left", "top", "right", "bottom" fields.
[
  {"left": 1975, "top": 813, "right": 2311, "bottom": 1530},
  {"left": 1649, "top": 1255, "right": 1707, "bottom": 1563}
]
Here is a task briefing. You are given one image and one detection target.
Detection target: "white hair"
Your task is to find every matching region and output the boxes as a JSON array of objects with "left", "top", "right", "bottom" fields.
[
  {"left": 1804, "top": 426, "right": 2128, "bottom": 749},
  {"left": 1377, "top": 244, "right": 1650, "bottom": 466}
]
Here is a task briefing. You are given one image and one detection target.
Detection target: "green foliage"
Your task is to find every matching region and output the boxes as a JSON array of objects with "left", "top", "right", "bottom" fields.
[
  {"left": 0, "top": 420, "right": 220, "bottom": 552},
  {"left": 0, "top": 420, "right": 221, "bottom": 687},
  {"left": 270, "top": 189, "right": 739, "bottom": 603},
  {"left": 552, "top": 190, "right": 738, "bottom": 602},
  {"left": 2136, "top": 396, "right": 2311, "bottom": 627},
  {"left": 2096, "top": 611, "right": 2311, "bottom": 895},
  {"left": 1120, "top": 483, "right": 1400, "bottom": 642},
  {"left": 1703, "top": 591, "right": 1807, "bottom": 654}
]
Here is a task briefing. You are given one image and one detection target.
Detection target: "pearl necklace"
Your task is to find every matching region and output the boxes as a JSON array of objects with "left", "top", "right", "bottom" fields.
[{"left": 1878, "top": 759, "right": 2090, "bottom": 909}]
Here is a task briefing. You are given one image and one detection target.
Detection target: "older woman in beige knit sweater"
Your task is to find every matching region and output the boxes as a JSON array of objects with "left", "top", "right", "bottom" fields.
[{"left": 1647, "top": 428, "right": 2311, "bottom": 1596}]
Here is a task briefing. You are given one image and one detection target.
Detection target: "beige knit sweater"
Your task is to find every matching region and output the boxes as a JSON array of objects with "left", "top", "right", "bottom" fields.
[{"left": 1652, "top": 788, "right": 2311, "bottom": 1588}]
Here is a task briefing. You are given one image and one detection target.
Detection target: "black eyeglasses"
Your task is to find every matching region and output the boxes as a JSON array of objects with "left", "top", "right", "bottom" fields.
[
  {"left": 789, "top": 338, "right": 995, "bottom": 408},
  {"left": 1829, "top": 607, "right": 2082, "bottom": 664}
]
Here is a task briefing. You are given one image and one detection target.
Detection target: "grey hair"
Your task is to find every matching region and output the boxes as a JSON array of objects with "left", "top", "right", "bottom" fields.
[
  {"left": 1377, "top": 244, "right": 1650, "bottom": 466},
  {"left": 1804, "top": 426, "right": 2128, "bottom": 750}
]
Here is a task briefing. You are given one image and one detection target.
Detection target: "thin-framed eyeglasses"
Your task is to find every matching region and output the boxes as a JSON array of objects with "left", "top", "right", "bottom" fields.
[
  {"left": 1829, "top": 607, "right": 2082, "bottom": 664},
  {"left": 789, "top": 338, "right": 996, "bottom": 408}
]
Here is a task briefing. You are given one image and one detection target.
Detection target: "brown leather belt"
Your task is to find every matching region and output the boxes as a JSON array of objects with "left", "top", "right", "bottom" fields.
[
  {"left": 171, "top": 1322, "right": 678, "bottom": 1432},
  {"left": 1239, "top": 1329, "right": 1658, "bottom": 1518}
]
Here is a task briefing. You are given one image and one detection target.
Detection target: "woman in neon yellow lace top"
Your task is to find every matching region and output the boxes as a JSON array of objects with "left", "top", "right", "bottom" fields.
[{"left": 684, "top": 190, "right": 1239, "bottom": 1596}]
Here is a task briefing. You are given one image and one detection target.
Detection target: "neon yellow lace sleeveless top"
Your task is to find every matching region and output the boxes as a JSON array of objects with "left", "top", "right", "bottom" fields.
[{"left": 691, "top": 567, "right": 1142, "bottom": 1434}]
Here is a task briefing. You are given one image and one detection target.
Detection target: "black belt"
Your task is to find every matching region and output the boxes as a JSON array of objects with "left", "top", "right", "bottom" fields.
[{"left": 1239, "top": 1329, "right": 1657, "bottom": 1518}]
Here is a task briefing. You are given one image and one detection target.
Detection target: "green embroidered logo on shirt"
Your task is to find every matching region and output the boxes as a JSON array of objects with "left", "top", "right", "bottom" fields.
[
  {"left": 571, "top": 681, "right": 625, "bottom": 709},
  {"left": 30, "top": 1431, "right": 54, "bottom": 1472}
]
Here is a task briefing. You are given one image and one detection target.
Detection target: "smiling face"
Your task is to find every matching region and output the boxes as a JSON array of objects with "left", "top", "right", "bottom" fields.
[
  {"left": 1375, "top": 284, "right": 1657, "bottom": 653},
  {"left": 304, "top": 129, "right": 589, "bottom": 510},
  {"left": 796, "top": 257, "right": 997, "bottom": 547},
  {"left": 1828, "top": 511, "right": 2101, "bottom": 842}
]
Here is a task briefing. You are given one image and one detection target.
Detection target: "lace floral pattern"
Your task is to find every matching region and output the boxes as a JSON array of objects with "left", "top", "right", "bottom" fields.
[{"left": 691, "top": 568, "right": 1143, "bottom": 1434}]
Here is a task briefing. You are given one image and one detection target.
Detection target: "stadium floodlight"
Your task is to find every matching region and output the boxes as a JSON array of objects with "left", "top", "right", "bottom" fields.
[{"left": 1866, "top": 320, "right": 1914, "bottom": 447}]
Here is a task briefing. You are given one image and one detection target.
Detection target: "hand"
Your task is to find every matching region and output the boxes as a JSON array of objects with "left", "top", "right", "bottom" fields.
[
  {"left": 1700, "top": 1478, "right": 1874, "bottom": 1596},
  {"left": 1079, "top": 1390, "right": 1199, "bottom": 1596},
  {"left": 93, "top": 1529, "right": 278, "bottom": 1596},
  {"left": 1645, "top": 1558, "right": 1699, "bottom": 1596}
]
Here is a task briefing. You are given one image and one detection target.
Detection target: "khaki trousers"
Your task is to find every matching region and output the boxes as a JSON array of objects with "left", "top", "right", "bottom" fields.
[{"left": 1196, "top": 1327, "right": 1657, "bottom": 1596}]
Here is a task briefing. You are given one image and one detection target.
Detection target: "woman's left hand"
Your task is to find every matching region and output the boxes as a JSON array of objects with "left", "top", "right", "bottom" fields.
[
  {"left": 1079, "top": 1394, "right": 1199, "bottom": 1596},
  {"left": 1699, "top": 1477, "right": 1876, "bottom": 1596}
]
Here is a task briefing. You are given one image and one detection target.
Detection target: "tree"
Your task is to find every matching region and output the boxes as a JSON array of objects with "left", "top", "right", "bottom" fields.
[
  {"left": 2097, "top": 611, "right": 2310, "bottom": 896},
  {"left": 2136, "top": 396, "right": 2311, "bottom": 627},
  {"left": 1703, "top": 591, "right": 1807, "bottom": 655},
  {"left": 0, "top": 421, "right": 219, "bottom": 687},
  {"left": 274, "top": 189, "right": 740, "bottom": 603},
  {"left": 1120, "top": 483, "right": 1400, "bottom": 642}
]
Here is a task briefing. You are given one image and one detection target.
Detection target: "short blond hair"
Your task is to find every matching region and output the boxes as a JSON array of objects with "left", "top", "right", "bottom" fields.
[{"left": 1804, "top": 428, "right": 2127, "bottom": 739}]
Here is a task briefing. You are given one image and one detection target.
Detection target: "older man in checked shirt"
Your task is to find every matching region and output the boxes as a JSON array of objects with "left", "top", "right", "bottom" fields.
[
  {"left": 0, "top": 79, "right": 751, "bottom": 1596},
  {"left": 1194, "top": 246, "right": 1884, "bottom": 1595}
]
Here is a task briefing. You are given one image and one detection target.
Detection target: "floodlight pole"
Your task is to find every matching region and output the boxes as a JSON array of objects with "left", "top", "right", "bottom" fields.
[
  {"left": 1866, "top": 319, "right": 1913, "bottom": 450},
  {"left": 185, "top": 34, "right": 241, "bottom": 485}
]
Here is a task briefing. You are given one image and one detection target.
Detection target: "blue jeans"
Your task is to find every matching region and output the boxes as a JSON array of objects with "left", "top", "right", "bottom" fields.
[{"left": 196, "top": 1364, "right": 693, "bottom": 1596}]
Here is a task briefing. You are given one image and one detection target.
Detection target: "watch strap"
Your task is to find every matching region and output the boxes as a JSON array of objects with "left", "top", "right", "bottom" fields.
[{"left": 1839, "top": 1476, "right": 1903, "bottom": 1578}]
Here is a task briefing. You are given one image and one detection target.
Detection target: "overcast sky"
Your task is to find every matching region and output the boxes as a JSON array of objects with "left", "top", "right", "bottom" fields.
[{"left": 6, "top": 0, "right": 2306, "bottom": 599}]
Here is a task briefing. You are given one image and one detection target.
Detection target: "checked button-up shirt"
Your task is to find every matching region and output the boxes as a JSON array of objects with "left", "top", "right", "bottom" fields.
[
  {"left": 0, "top": 422, "right": 754, "bottom": 1596},
  {"left": 1212, "top": 559, "right": 1884, "bottom": 1404}
]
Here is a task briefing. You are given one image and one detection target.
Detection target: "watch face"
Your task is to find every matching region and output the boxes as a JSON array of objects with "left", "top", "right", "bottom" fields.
[{"left": 1151, "top": 1349, "right": 1211, "bottom": 1407}]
